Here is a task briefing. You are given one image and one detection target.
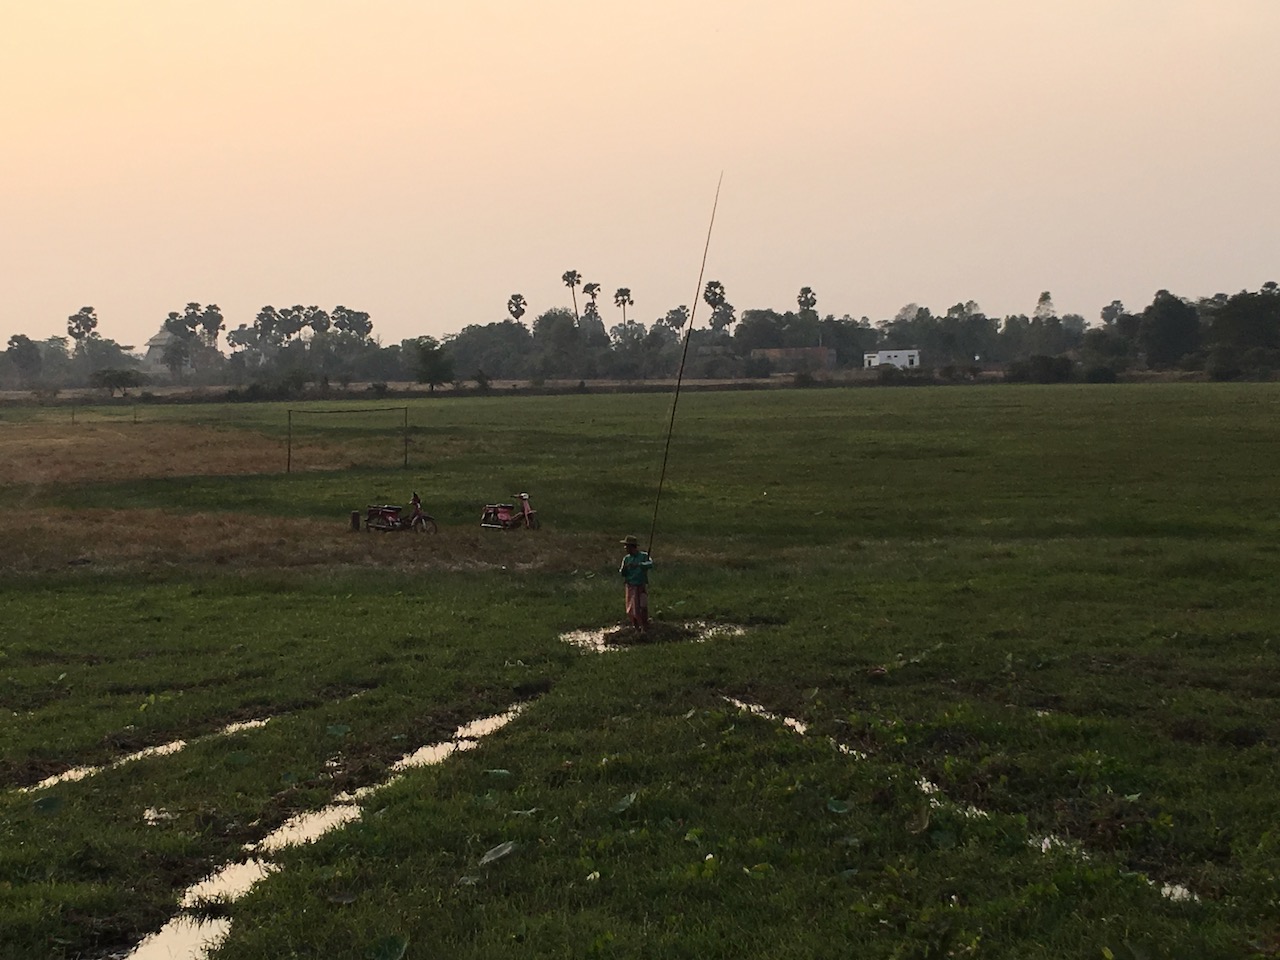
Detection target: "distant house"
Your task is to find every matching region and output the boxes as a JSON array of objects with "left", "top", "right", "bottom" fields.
[
  {"left": 749, "top": 347, "right": 836, "bottom": 372},
  {"left": 863, "top": 349, "right": 920, "bottom": 370},
  {"left": 141, "top": 327, "right": 193, "bottom": 375}
]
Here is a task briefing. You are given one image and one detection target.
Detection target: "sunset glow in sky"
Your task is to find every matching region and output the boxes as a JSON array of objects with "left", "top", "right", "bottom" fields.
[{"left": 3, "top": 1, "right": 1277, "bottom": 350}]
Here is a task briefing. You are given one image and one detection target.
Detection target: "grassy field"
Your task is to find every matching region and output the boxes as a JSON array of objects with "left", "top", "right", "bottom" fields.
[{"left": 1, "top": 384, "right": 1278, "bottom": 959}]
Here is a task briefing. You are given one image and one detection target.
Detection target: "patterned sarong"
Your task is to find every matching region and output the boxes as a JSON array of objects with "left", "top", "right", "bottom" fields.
[{"left": 624, "top": 583, "right": 649, "bottom": 628}]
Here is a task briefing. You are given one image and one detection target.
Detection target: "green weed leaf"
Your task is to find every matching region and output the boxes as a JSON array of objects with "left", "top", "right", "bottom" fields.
[
  {"left": 612, "top": 792, "right": 637, "bottom": 813},
  {"left": 826, "top": 798, "right": 850, "bottom": 814}
]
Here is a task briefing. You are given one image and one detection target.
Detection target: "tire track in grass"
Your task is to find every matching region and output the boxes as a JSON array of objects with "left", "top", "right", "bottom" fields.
[
  {"left": 15, "top": 718, "right": 272, "bottom": 794},
  {"left": 120, "top": 703, "right": 528, "bottom": 960},
  {"left": 722, "top": 696, "right": 1199, "bottom": 905}
]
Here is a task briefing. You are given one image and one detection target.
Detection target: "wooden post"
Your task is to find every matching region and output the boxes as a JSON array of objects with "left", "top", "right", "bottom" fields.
[
  {"left": 350, "top": 510, "right": 361, "bottom": 532},
  {"left": 286, "top": 409, "right": 292, "bottom": 474},
  {"left": 403, "top": 406, "right": 409, "bottom": 469}
]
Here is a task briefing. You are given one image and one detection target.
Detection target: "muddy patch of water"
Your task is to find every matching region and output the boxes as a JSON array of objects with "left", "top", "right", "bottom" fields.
[
  {"left": 16, "top": 718, "right": 272, "bottom": 794},
  {"left": 560, "top": 621, "right": 746, "bottom": 654},
  {"left": 723, "top": 696, "right": 1200, "bottom": 905},
  {"left": 122, "top": 704, "right": 527, "bottom": 960}
]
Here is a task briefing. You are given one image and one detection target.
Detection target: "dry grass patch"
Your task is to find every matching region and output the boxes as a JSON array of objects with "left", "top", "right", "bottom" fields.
[
  {"left": 0, "top": 422, "right": 345, "bottom": 487},
  {"left": 0, "top": 507, "right": 625, "bottom": 575}
]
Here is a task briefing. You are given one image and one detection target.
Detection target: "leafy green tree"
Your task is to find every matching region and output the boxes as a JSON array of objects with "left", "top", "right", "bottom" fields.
[
  {"left": 415, "top": 337, "right": 455, "bottom": 392},
  {"left": 1100, "top": 300, "right": 1126, "bottom": 326},
  {"left": 561, "top": 270, "right": 582, "bottom": 322},
  {"left": 444, "top": 320, "right": 533, "bottom": 380},
  {"left": 162, "top": 338, "right": 192, "bottom": 380},
  {"left": 734, "top": 309, "right": 787, "bottom": 352},
  {"left": 532, "top": 307, "right": 582, "bottom": 377},
  {"left": 67, "top": 306, "right": 99, "bottom": 351},
  {"left": 820, "top": 315, "right": 879, "bottom": 366},
  {"left": 77, "top": 336, "right": 140, "bottom": 379},
  {"left": 1209, "top": 289, "right": 1280, "bottom": 352},
  {"left": 1139, "top": 290, "right": 1201, "bottom": 368},
  {"left": 332, "top": 305, "right": 373, "bottom": 340},
  {"left": 88, "top": 368, "right": 145, "bottom": 396},
  {"left": 5, "top": 334, "right": 42, "bottom": 384}
]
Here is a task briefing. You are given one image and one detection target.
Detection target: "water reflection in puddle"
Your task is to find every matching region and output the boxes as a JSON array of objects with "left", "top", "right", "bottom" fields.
[
  {"left": 725, "top": 696, "right": 1200, "bottom": 905},
  {"left": 19, "top": 718, "right": 271, "bottom": 794},
  {"left": 559, "top": 622, "right": 745, "bottom": 654},
  {"left": 125, "top": 916, "right": 231, "bottom": 960},
  {"left": 253, "top": 805, "right": 362, "bottom": 853},
  {"left": 123, "top": 705, "right": 526, "bottom": 960}
]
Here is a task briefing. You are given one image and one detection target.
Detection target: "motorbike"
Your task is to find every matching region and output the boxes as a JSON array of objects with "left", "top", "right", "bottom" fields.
[
  {"left": 481, "top": 492, "right": 540, "bottom": 530},
  {"left": 364, "top": 492, "right": 438, "bottom": 533}
]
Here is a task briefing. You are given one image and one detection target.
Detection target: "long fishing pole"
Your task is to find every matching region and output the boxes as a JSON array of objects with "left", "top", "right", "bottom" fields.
[{"left": 647, "top": 172, "right": 724, "bottom": 555}]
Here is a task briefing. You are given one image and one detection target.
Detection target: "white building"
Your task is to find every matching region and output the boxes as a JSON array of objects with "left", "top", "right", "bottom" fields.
[{"left": 863, "top": 349, "right": 921, "bottom": 369}]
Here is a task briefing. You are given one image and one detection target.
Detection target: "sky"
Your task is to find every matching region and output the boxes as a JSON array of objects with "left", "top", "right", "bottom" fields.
[{"left": 2, "top": 0, "right": 1277, "bottom": 351}]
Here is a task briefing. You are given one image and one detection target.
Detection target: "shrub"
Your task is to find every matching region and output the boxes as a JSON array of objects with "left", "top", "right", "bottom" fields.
[
  {"left": 1084, "top": 365, "right": 1118, "bottom": 384},
  {"left": 1007, "top": 355, "right": 1073, "bottom": 384}
]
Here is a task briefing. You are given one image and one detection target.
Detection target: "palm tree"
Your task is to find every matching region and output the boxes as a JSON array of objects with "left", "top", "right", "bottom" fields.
[
  {"left": 797, "top": 287, "right": 817, "bottom": 316},
  {"left": 614, "top": 288, "right": 634, "bottom": 327},
  {"left": 561, "top": 270, "right": 582, "bottom": 322},
  {"left": 507, "top": 294, "right": 527, "bottom": 323},
  {"left": 662, "top": 306, "right": 690, "bottom": 331}
]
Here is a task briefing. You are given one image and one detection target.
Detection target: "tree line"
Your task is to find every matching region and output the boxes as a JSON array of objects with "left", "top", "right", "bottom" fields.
[{"left": 3, "top": 278, "right": 1278, "bottom": 395}]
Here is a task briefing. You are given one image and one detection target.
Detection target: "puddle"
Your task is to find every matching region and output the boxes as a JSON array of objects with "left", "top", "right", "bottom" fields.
[
  {"left": 253, "top": 805, "right": 363, "bottom": 853},
  {"left": 560, "top": 621, "right": 745, "bottom": 654},
  {"left": 125, "top": 917, "right": 231, "bottom": 960},
  {"left": 725, "top": 697, "right": 1201, "bottom": 905},
  {"left": 723, "top": 697, "right": 808, "bottom": 735},
  {"left": 143, "top": 807, "right": 176, "bottom": 826},
  {"left": 124, "top": 704, "right": 526, "bottom": 960},
  {"left": 19, "top": 718, "right": 271, "bottom": 794},
  {"left": 182, "top": 860, "right": 275, "bottom": 906}
]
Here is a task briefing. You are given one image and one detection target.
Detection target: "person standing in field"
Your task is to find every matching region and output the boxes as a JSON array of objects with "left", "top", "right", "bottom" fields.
[{"left": 619, "top": 535, "right": 654, "bottom": 630}]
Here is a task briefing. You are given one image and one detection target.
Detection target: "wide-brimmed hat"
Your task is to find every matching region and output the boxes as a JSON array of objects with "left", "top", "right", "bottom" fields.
[{"left": 620, "top": 535, "right": 640, "bottom": 546}]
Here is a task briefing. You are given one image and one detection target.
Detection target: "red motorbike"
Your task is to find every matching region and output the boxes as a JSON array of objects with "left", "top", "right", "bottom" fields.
[
  {"left": 365, "top": 492, "right": 438, "bottom": 533},
  {"left": 481, "top": 492, "right": 540, "bottom": 530}
]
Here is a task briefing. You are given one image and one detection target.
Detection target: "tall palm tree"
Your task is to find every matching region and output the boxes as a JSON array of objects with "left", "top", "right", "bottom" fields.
[
  {"left": 562, "top": 270, "right": 582, "bottom": 322},
  {"left": 797, "top": 286, "right": 817, "bottom": 316},
  {"left": 614, "top": 288, "right": 634, "bottom": 327},
  {"left": 507, "top": 294, "right": 527, "bottom": 323}
]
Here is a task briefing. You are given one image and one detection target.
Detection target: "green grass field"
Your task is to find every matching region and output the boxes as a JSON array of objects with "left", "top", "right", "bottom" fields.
[{"left": 2, "top": 384, "right": 1279, "bottom": 959}]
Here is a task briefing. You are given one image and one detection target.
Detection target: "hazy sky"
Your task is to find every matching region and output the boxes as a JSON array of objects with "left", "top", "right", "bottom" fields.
[{"left": 3, "top": 1, "right": 1277, "bottom": 351}]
